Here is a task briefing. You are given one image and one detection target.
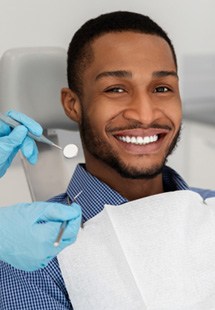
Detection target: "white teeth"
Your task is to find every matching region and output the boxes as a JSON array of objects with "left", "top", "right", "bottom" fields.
[{"left": 118, "top": 135, "right": 158, "bottom": 145}]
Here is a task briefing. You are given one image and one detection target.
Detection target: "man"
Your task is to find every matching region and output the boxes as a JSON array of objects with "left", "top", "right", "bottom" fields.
[{"left": 0, "top": 11, "right": 215, "bottom": 309}]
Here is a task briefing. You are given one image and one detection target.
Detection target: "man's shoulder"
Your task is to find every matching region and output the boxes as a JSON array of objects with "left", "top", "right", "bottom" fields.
[{"left": 191, "top": 187, "right": 215, "bottom": 200}]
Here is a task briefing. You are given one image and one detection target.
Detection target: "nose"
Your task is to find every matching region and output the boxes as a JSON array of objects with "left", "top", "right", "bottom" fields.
[{"left": 122, "top": 91, "right": 159, "bottom": 126}]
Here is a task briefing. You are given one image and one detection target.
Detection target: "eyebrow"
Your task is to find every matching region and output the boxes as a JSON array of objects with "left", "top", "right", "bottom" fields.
[
  {"left": 95, "top": 69, "right": 178, "bottom": 81},
  {"left": 152, "top": 70, "right": 178, "bottom": 78},
  {"left": 95, "top": 70, "right": 132, "bottom": 81}
]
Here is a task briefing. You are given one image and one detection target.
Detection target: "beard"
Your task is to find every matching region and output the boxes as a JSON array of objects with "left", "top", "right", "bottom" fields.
[{"left": 79, "top": 112, "right": 181, "bottom": 180}]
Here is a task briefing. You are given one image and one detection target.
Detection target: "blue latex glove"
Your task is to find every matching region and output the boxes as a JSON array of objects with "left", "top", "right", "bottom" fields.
[
  {"left": 0, "top": 110, "right": 43, "bottom": 177},
  {"left": 0, "top": 201, "right": 82, "bottom": 271}
]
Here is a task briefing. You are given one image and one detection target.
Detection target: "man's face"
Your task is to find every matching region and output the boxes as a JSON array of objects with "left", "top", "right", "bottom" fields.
[{"left": 78, "top": 32, "right": 182, "bottom": 179}]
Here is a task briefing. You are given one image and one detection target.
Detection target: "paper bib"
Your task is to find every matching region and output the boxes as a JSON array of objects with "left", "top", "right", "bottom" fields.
[{"left": 58, "top": 190, "right": 215, "bottom": 310}]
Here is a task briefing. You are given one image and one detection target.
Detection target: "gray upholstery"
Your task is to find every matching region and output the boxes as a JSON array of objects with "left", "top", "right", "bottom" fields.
[
  {"left": 0, "top": 47, "right": 78, "bottom": 130},
  {"left": 0, "top": 47, "right": 82, "bottom": 201}
]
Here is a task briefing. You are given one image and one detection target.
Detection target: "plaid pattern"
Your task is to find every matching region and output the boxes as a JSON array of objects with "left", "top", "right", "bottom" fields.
[{"left": 1, "top": 164, "right": 214, "bottom": 309}]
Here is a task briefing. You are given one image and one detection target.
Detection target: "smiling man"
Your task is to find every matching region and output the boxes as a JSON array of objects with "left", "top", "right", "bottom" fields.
[
  {"left": 1, "top": 10, "right": 215, "bottom": 310},
  {"left": 62, "top": 28, "right": 182, "bottom": 201}
]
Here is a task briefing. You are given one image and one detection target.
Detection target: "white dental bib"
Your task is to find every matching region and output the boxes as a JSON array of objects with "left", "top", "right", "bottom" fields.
[{"left": 58, "top": 190, "right": 215, "bottom": 310}]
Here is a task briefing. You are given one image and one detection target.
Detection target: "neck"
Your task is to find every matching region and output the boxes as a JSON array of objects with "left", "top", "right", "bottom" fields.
[{"left": 85, "top": 160, "right": 164, "bottom": 201}]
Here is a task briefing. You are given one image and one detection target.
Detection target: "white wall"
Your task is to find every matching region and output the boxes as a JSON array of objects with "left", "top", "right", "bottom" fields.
[{"left": 0, "top": 0, "right": 215, "bottom": 60}]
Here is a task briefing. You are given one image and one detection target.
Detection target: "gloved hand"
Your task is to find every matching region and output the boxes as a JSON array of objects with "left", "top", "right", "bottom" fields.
[
  {"left": 0, "top": 201, "right": 82, "bottom": 271},
  {"left": 0, "top": 110, "right": 42, "bottom": 177}
]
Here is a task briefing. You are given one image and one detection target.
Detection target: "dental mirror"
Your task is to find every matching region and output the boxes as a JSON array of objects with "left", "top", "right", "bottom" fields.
[{"left": 63, "top": 144, "right": 79, "bottom": 159}]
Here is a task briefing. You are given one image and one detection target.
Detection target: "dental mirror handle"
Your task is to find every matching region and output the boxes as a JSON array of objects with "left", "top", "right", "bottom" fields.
[{"left": 0, "top": 112, "right": 62, "bottom": 150}]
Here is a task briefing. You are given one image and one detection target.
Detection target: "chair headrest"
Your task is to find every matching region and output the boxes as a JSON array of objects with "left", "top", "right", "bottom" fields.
[{"left": 0, "top": 47, "right": 78, "bottom": 131}]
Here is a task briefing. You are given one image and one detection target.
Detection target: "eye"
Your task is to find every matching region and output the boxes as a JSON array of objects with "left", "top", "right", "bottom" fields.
[
  {"left": 154, "top": 86, "right": 170, "bottom": 93},
  {"left": 104, "top": 87, "right": 125, "bottom": 93}
]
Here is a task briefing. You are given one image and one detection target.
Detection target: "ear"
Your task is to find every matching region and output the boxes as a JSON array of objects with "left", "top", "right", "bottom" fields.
[{"left": 61, "top": 88, "right": 82, "bottom": 123}]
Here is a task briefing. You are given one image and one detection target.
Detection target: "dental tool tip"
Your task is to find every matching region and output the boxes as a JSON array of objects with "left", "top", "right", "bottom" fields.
[{"left": 53, "top": 143, "right": 62, "bottom": 150}]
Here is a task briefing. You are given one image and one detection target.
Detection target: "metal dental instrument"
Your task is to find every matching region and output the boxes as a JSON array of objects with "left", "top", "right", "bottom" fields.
[
  {"left": 54, "top": 190, "right": 83, "bottom": 247},
  {"left": 0, "top": 112, "right": 62, "bottom": 150}
]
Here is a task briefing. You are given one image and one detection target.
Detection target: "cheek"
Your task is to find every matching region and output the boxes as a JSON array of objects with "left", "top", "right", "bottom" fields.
[
  {"left": 173, "top": 106, "right": 182, "bottom": 124},
  {"left": 164, "top": 101, "right": 182, "bottom": 126},
  {"left": 84, "top": 107, "right": 107, "bottom": 138},
  {"left": 87, "top": 101, "right": 119, "bottom": 131}
]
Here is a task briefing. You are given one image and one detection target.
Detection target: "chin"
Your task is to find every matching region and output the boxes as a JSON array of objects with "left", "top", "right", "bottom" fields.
[{"left": 104, "top": 156, "right": 166, "bottom": 180}]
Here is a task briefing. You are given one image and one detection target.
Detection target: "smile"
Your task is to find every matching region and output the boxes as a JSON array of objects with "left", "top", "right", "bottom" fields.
[
  {"left": 112, "top": 128, "right": 170, "bottom": 155},
  {"left": 117, "top": 135, "right": 158, "bottom": 145}
]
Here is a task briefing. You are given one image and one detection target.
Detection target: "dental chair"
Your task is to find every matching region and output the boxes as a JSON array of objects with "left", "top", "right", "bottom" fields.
[{"left": 0, "top": 47, "right": 84, "bottom": 202}]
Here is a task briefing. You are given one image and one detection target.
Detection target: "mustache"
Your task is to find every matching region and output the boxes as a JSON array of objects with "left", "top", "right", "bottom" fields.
[{"left": 107, "top": 122, "right": 172, "bottom": 133}]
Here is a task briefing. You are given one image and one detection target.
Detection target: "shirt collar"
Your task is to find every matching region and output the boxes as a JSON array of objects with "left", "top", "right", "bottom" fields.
[
  {"left": 66, "top": 164, "right": 190, "bottom": 222},
  {"left": 66, "top": 164, "right": 127, "bottom": 222},
  {"left": 163, "top": 165, "right": 189, "bottom": 191}
]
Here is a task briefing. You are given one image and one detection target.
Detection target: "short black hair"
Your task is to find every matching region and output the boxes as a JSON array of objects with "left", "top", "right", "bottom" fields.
[{"left": 67, "top": 11, "right": 177, "bottom": 96}]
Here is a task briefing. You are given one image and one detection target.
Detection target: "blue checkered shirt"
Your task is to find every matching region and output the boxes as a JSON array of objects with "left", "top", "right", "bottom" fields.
[{"left": 1, "top": 164, "right": 215, "bottom": 309}]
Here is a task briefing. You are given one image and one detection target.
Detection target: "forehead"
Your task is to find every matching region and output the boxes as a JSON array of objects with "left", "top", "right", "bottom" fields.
[{"left": 85, "top": 31, "right": 176, "bottom": 76}]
